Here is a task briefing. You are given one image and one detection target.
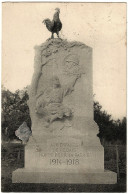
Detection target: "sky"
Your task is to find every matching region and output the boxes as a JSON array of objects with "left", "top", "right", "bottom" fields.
[{"left": 2, "top": 2, "right": 126, "bottom": 120}]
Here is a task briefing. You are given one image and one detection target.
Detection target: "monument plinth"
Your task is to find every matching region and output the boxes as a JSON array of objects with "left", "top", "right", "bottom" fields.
[{"left": 12, "top": 39, "right": 117, "bottom": 184}]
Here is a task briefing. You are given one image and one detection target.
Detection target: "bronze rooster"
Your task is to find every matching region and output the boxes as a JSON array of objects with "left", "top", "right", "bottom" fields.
[{"left": 42, "top": 8, "right": 62, "bottom": 39}]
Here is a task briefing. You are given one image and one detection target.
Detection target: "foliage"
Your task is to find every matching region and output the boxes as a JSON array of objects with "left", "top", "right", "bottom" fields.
[
  {"left": 2, "top": 87, "right": 31, "bottom": 141},
  {"left": 1, "top": 87, "right": 126, "bottom": 144},
  {"left": 94, "top": 101, "right": 126, "bottom": 144}
]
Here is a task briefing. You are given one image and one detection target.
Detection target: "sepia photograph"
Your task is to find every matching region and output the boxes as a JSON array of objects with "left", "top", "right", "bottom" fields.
[{"left": 2, "top": 2, "right": 126, "bottom": 192}]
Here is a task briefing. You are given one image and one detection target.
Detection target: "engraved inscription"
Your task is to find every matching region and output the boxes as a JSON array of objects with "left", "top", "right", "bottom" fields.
[
  {"left": 50, "top": 158, "right": 79, "bottom": 165},
  {"left": 47, "top": 141, "right": 82, "bottom": 166}
]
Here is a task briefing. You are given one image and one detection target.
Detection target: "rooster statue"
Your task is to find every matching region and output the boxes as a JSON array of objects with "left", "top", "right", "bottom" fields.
[{"left": 42, "top": 8, "right": 62, "bottom": 39}]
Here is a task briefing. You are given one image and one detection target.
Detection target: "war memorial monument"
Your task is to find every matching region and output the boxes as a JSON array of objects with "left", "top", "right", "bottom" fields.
[{"left": 12, "top": 8, "right": 117, "bottom": 184}]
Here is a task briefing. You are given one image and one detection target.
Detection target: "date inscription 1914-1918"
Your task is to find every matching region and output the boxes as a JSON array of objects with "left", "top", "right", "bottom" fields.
[{"left": 50, "top": 159, "right": 79, "bottom": 165}]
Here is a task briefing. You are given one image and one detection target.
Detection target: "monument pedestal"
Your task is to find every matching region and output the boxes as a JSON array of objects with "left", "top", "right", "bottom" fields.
[
  {"left": 12, "top": 169, "right": 116, "bottom": 184},
  {"left": 12, "top": 122, "right": 117, "bottom": 184}
]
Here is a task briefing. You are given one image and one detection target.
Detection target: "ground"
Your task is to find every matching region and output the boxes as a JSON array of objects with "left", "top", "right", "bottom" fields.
[{"left": 1, "top": 143, "right": 126, "bottom": 192}]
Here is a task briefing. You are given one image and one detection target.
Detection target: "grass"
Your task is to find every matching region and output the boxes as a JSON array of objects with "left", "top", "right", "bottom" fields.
[{"left": 1, "top": 143, "right": 126, "bottom": 192}]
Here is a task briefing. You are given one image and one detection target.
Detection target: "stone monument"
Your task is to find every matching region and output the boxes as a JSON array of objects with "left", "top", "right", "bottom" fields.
[{"left": 12, "top": 39, "right": 117, "bottom": 184}]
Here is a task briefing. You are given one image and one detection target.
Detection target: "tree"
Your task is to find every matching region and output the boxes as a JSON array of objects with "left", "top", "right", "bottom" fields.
[
  {"left": 94, "top": 101, "right": 126, "bottom": 144},
  {"left": 117, "top": 117, "right": 126, "bottom": 144},
  {"left": 2, "top": 87, "right": 31, "bottom": 141}
]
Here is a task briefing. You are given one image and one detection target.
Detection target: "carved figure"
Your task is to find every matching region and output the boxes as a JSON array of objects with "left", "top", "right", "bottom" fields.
[
  {"left": 36, "top": 74, "right": 81, "bottom": 124},
  {"left": 42, "top": 8, "right": 62, "bottom": 39},
  {"left": 29, "top": 58, "right": 81, "bottom": 126}
]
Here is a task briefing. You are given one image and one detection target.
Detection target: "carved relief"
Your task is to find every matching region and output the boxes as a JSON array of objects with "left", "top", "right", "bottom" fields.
[
  {"left": 35, "top": 72, "right": 80, "bottom": 125},
  {"left": 29, "top": 39, "right": 89, "bottom": 132},
  {"left": 38, "top": 39, "right": 87, "bottom": 61},
  {"left": 63, "top": 54, "right": 80, "bottom": 76}
]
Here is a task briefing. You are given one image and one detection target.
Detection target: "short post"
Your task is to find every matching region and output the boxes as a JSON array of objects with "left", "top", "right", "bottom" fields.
[
  {"left": 17, "top": 148, "right": 21, "bottom": 164},
  {"left": 116, "top": 145, "right": 120, "bottom": 182}
]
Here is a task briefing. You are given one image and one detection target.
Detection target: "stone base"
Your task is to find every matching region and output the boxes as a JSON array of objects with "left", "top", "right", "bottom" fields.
[{"left": 12, "top": 169, "right": 117, "bottom": 184}]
